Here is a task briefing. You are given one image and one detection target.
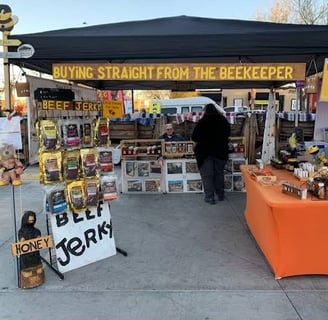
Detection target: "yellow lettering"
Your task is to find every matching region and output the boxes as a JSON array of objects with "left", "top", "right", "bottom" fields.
[
  {"left": 219, "top": 67, "right": 227, "bottom": 79},
  {"left": 285, "top": 66, "right": 293, "bottom": 79},
  {"left": 260, "top": 67, "right": 268, "bottom": 79},
  {"left": 120, "top": 67, "right": 129, "bottom": 79},
  {"left": 252, "top": 66, "right": 260, "bottom": 79},
  {"left": 98, "top": 66, "right": 105, "bottom": 79},
  {"left": 235, "top": 66, "right": 243, "bottom": 80},
  {"left": 53, "top": 66, "right": 61, "bottom": 78},
  {"left": 180, "top": 67, "right": 189, "bottom": 80},
  {"left": 227, "top": 66, "right": 234, "bottom": 79},
  {"left": 112, "top": 66, "right": 119, "bottom": 79}
]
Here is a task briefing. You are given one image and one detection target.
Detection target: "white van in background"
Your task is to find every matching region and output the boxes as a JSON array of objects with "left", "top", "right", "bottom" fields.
[
  {"left": 152, "top": 96, "right": 225, "bottom": 115},
  {"left": 223, "top": 106, "right": 249, "bottom": 114}
]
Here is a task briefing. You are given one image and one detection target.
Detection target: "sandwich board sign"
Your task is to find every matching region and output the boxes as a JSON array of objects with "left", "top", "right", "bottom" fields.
[{"left": 49, "top": 203, "right": 116, "bottom": 273}]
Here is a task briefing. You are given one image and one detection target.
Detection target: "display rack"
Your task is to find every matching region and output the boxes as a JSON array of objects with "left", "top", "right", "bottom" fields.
[
  {"left": 120, "top": 139, "right": 164, "bottom": 160},
  {"left": 224, "top": 152, "right": 248, "bottom": 192},
  {"left": 121, "top": 159, "right": 165, "bottom": 193},
  {"left": 164, "top": 159, "right": 202, "bottom": 193},
  {"left": 229, "top": 136, "right": 247, "bottom": 158},
  {"left": 163, "top": 141, "right": 195, "bottom": 159}
]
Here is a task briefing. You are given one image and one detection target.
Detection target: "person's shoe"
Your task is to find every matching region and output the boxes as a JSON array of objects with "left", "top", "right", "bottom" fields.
[{"left": 204, "top": 198, "right": 216, "bottom": 204}]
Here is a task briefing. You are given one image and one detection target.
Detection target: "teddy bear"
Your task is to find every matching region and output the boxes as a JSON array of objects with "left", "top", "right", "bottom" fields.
[{"left": 0, "top": 143, "right": 24, "bottom": 186}]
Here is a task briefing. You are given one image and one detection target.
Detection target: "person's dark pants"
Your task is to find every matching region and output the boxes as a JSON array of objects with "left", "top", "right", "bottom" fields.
[{"left": 199, "top": 156, "right": 227, "bottom": 201}]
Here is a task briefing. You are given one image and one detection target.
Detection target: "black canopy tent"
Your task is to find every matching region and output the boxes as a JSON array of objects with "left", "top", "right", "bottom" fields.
[{"left": 7, "top": 15, "right": 328, "bottom": 90}]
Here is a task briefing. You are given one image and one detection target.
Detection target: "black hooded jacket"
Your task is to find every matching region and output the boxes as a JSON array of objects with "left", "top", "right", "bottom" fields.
[{"left": 192, "top": 106, "right": 231, "bottom": 168}]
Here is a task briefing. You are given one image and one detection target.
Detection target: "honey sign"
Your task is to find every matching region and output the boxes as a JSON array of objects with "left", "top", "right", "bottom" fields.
[{"left": 102, "top": 100, "right": 123, "bottom": 118}]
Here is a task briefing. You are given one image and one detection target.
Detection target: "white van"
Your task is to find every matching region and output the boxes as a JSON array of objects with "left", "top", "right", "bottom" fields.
[
  {"left": 223, "top": 106, "right": 249, "bottom": 114},
  {"left": 152, "top": 96, "right": 225, "bottom": 115}
]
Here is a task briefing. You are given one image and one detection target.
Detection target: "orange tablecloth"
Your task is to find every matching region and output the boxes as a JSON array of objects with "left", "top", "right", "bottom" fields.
[{"left": 241, "top": 165, "right": 328, "bottom": 279}]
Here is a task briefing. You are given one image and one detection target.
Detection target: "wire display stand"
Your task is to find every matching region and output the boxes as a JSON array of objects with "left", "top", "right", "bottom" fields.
[{"left": 107, "top": 201, "right": 128, "bottom": 257}]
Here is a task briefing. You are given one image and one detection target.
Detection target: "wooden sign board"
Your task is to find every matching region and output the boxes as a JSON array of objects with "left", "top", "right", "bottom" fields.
[
  {"left": 53, "top": 63, "right": 306, "bottom": 82},
  {"left": 37, "top": 100, "right": 101, "bottom": 111},
  {"left": 11, "top": 235, "right": 53, "bottom": 256}
]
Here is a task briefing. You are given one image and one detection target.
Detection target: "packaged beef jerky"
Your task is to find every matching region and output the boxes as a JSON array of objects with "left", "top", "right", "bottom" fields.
[
  {"left": 81, "top": 121, "right": 93, "bottom": 147},
  {"left": 62, "top": 149, "right": 80, "bottom": 181},
  {"left": 94, "top": 117, "right": 109, "bottom": 146},
  {"left": 67, "top": 181, "right": 86, "bottom": 213},
  {"left": 39, "top": 151, "right": 63, "bottom": 184},
  {"left": 45, "top": 185, "right": 67, "bottom": 214},
  {"left": 98, "top": 147, "right": 114, "bottom": 174},
  {"left": 85, "top": 178, "right": 100, "bottom": 208},
  {"left": 101, "top": 175, "right": 118, "bottom": 201},
  {"left": 61, "top": 119, "right": 81, "bottom": 148},
  {"left": 80, "top": 148, "right": 98, "bottom": 178},
  {"left": 39, "top": 120, "right": 60, "bottom": 151}
]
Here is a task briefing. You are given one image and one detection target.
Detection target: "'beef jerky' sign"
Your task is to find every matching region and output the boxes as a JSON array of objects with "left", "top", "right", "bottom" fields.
[{"left": 49, "top": 204, "right": 116, "bottom": 273}]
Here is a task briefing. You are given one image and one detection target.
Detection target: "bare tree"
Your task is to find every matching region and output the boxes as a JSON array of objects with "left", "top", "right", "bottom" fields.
[
  {"left": 256, "top": 0, "right": 328, "bottom": 24},
  {"left": 295, "top": 0, "right": 328, "bottom": 24},
  {"left": 133, "top": 90, "right": 171, "bottom": 103}
]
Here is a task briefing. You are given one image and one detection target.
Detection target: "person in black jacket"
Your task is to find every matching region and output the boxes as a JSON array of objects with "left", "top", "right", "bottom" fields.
[{"left": 192, "top": 104, "right": 231, "bottom": 204}]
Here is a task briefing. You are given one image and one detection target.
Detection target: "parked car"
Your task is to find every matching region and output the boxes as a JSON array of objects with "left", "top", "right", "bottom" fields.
[{"left": 223, "top": 106, "right": 249, "bottom": 114}]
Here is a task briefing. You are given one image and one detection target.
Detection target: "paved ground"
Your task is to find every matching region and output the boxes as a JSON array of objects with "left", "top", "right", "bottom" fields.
[{"left": 0, "top": 164, "right": 328, "bottom": 320}]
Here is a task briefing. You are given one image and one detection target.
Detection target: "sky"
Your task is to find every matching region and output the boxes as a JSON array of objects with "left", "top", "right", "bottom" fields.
[{"left": 3, "top": 0, "right": 273, "bottom": 34}]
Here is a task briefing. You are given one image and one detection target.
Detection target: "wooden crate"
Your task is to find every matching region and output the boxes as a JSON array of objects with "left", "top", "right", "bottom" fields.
[
  {"left": 109, "top": 121, "right": 137, "bottom": 140},
  {"left": 137, "top": 122, "right": 155, "bottom": 139}
]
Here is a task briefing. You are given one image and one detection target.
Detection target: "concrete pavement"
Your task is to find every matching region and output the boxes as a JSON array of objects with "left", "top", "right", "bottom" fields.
[{"left": 0, "top": 164, "right": 328, "bottom": 320}]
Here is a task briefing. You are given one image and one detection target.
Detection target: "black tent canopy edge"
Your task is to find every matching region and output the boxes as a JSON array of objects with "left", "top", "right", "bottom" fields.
[{"left": 8, "top": 15, "right": 328, "bottom": 90}]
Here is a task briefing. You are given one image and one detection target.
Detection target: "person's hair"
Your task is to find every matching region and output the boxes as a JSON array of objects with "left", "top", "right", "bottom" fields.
[{"left": 203, "top": 103, "right": 219, "bottom": 115}]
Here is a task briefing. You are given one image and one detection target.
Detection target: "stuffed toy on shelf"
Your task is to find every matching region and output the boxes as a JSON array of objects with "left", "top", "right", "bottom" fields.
[{"left": 0, "top": 143, "right": 24, "bottom": 186}]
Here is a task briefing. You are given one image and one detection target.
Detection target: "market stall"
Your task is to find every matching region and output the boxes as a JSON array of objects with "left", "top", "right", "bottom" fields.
[{"left": 241, "top": 164, "right": 328, "bottom": 279}]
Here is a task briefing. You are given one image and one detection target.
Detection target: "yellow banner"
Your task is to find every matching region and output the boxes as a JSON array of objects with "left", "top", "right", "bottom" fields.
[
  {"left": 102, "top": 100, "right": 123, "bottom": 118},
  {"left": 320, "top": 59, "right": 328, "bottom": 101},
  {"left": 53, "top": 63, "right": 306, "bottom": 82}
]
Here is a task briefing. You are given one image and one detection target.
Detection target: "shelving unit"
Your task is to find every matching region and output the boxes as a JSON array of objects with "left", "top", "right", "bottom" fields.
[
  {"left": 163, "top": 141, "right": 195, "bottom": 159},
  {"left": 120, "top": 139, "right": 164, "bottom": 160},
  {"left": 224, "top": 157, "right": 247, "bottom": 192}
]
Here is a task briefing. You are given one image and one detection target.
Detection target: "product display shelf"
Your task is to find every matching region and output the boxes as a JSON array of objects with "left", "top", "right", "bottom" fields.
[
  {"left": 163, "top": 141, "right": 195, "bottom": 159},
  {"left": 229, "top": 136, "right": 247, "bottom": 157},
  {"left": 120, "top": 139, "right": 164, "bottom": 160}
]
